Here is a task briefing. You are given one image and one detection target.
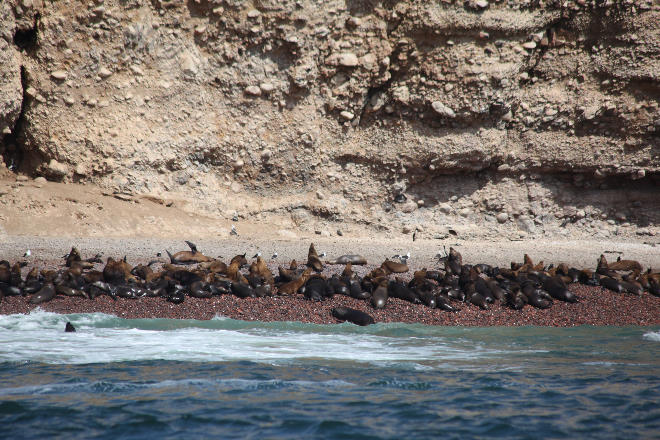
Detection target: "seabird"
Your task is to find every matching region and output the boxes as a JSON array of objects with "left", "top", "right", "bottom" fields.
[
  {"left": 231, "top": 224, "right": 238, "bottom": 236},
  {"left": 252, "top": 252, "right": 261, "bottom": 258},
  {"left": 23, "top": 249, "right": 31, "bottom": 258},
  {"left": 271, "top": 252, "right": 278, "bottom": 260}
]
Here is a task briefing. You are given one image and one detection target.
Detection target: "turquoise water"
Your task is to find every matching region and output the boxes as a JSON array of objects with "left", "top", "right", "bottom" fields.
[{"left": 1, "top": 311, "right": 658, "bottom": 439}]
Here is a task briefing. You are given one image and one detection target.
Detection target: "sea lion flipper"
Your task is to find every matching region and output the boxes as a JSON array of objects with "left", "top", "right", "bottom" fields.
[
  {"left": 185, "top": 240, "right": 198, "bottom": 253},
  {"left": 166, "top": 250, "right": 176, "bottom": 264}
]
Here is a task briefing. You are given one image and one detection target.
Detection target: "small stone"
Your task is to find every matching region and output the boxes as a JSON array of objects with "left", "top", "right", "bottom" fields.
[
  {"left": 459, "top": 208, "right": 471, "bottom": 217},
  {"left": 233, "top": 159, "right": 244, "bottom": 169},
  {"left": 576, "top": 209, "right": 586, "bottom": 219},
  {"left": 475, "top": 0, "right": 489, "bottom": 8},
  {"left": 340, "top": 111, "right": 354, "bottom": 120},
  {"left": 259, "top": 82, "right": 274, "bottom": 93},
  {"left": 439, "top": 203, "right": 451, "bottom": 214},
  {"left": 63, "top": 95, "right": 75, "bottom": 105},
  {"left": 320, "top": 230, "right": 331, "bottom": 237},
  {"left": 417, "top": 199, "right": 424, "bottom": 207},
  {"left": 316, "top": 190, "right": 325, "bottom": 200},
  {"left": 16, "top": 175, "right": 28, "bottom": 182},
  {"left": 51, "top": 70, "right": 67, "bottom": 80},
  {"left": 402, "top": 225, "right": 413, "bottom": 234},
  {"left": 336, "top": 229, "right": 343, "bottom": 236},
  {"left": 496, "top": 212, "right": 508, "bottom": 223},
  {"left": 130, "top": 65, "right": 144, "bottom": 76},
  {"left": 522, "top": 41, "right": 537, "bottom": 50},
  {"left": 247, "top": 9, "right": 261, "bottom": 18},
  {"left": 98, "top": 67, "right": 112, "bottom": 78},
  {"left": 400, "top": 201, "right": 417, "bottom": 213},
  {"left": 327, "top": 52, "right": 359, "bottom": 67},
  {"left": 245, "top": 86, "right": 261, "bottom": 96},
  {"left": 431, "top": 101, "right": 456, "bottom": 118},
  {"left": 34, "top": 176, "right": 47, "bottom": 184},
  {"left": 43, "top": 159, "right": 68, "bottom": 180}
]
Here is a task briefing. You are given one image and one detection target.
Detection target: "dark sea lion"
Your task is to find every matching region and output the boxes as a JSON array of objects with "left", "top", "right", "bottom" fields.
[
  {"left": 166, "top": 289, "right": 185, "bottom": 304},
  {"left": 328, "top": 275, "right": 349, "bottom": 296},
  {"left": 29, "top": 282, "right": 56, "bottom": 304},
  {"left": 349, "top": 279, "right": 370, "bottom": 299},
  {"left": 371, "top": 281, "right": 388, "bottom": 309},
  {"left": 542, "top": 276, "right": 577, "bottom": 302},
  {"left": 65, "top": 322, "right": 76, "bottom": 332},
  {"left": 326, "top": 255, "right": 367, "bottom": 265},
  {"left": 388, "top": 280, "right": 419, "bottom": 304},
  {"left": 435, "top": 294, "right": 460, "bottom": 312},
  {"left": 231, "top": 282, "right": 256, "bottom": 298},
  {"left": 619, "top": 280, "right": 643, "bottom": 295},
  {"left": 55, "top": 285, "right": 87, "bottom": 298},
  {"left": 599, "top": 276, "right": 623, "bottom": 293},
  {"left": 468, "top": 292, "right": 489, "bottom": 310},
  {"left": 331, "top": 307, "right": 375, "bottom": 326},
  {"left": 302, "top": 275, "right": 331, "bottom": 301},
  {"left": 306, "top": 243, "right": 324, "bottom": 272}
]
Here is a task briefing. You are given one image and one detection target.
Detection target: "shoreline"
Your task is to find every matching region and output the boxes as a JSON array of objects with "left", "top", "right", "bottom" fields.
[{"left": 2, "top": 285, "right": 659, "bottom": 327}]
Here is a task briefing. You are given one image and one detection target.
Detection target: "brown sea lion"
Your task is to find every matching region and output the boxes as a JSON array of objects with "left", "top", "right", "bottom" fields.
[
  {"left": 608, "top": 257, "right": 643, "bottom": 272},
  {"left": 278, "top": 268, "right": 312, "bottom": 295},
  {"left": 65, "top": 247, "right": 82, "bottom": 267},
  {"left": 381, "top": 260, "right": 409, "bottom": 274},
  {"left": 166, "top": 241, "right": 214, "bottom": 264},
  {"left": 306, "top": 243, "right": 324, "bottom": 272}
]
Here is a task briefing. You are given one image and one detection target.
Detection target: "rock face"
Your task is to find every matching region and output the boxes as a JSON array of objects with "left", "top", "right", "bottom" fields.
[{"left": 0, "top": 0, "right": 659, "bottom": 238}]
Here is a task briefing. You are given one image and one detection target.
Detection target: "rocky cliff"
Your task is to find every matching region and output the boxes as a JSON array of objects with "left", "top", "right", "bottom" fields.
[{"left": 1, "top": 0, "right": 659, "bottom": 240}]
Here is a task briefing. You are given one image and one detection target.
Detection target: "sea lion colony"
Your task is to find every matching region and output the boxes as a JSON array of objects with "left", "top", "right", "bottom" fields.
[{"left": 0, "top": 242, "right": 658, "bottom": 326}]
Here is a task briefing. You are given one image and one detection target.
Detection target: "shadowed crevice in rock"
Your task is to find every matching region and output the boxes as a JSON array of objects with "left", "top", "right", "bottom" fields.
[{"left": 1, "top": 66, "right": 28, "bottom": 173}]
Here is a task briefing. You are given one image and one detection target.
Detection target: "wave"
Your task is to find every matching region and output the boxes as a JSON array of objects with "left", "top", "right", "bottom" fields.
[
  {"left": 0, "top": 377, "right": 356, "bottom": 397},
  {"left": 643, "top": 331, "right": 660, "bottom": 342}
]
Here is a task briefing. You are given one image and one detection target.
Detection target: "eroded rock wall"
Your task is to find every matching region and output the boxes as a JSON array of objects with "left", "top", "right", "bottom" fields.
[{"left": 1, "top": 0, "right": 659, "bottom": 239}]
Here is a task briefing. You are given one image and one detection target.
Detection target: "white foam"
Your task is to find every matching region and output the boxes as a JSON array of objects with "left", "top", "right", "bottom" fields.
[
  {"left": 643, "top": 331, "right": 660, "bottom": 342},
  {"left": 0, "top": 311, "right": 524, "bottom": 367}
]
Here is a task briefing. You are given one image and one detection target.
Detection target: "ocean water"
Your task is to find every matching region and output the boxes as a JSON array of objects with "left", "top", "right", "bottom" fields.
[{"left": 0, "top": 310, "right": 658, "bottom": 439}]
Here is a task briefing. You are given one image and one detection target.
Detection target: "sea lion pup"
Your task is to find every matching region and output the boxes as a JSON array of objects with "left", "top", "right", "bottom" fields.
[
  {"left": 29, "top": 282, "right": 56, "bottom": 304},
  {"left": 325, "top": 255, "right": 368, "bottom": 265},
  {"left": 0, "top": 260, "right": 10, "bottom": 283},
  {"left": 306, "top": 243, "right": 324, "bottom": 272},
  {"left": 24, "top": 267, "right": 42, "bottom": 294},
  {"left": 619, "top": 279, "right": 643, "bottom": 295},
  {"left": 331, "top": 307, "right": 375, "bottom": 326},
  {"left": 649, "top": 277, "right": 660, "bottom": 297},
  {"left": 381, "top": 259, "right": 409, "bottom": 274},
  {"left": 65, "top": 322, "right": 76, "bottom": 332},
  {"left": 328, "top": 275, "right": 350, "bottom": 296},
  {"left": 166, "top": 241, "right": 214, "bottom": 265},
  {"left": 542, "top": 276, "right": 577, "bottom": 302},
  {"left": 371, "top": 280, "right": 388, "bottom": 309},
  {"left": 278, "top": 268, "right": 313, "bottom": 295}
]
